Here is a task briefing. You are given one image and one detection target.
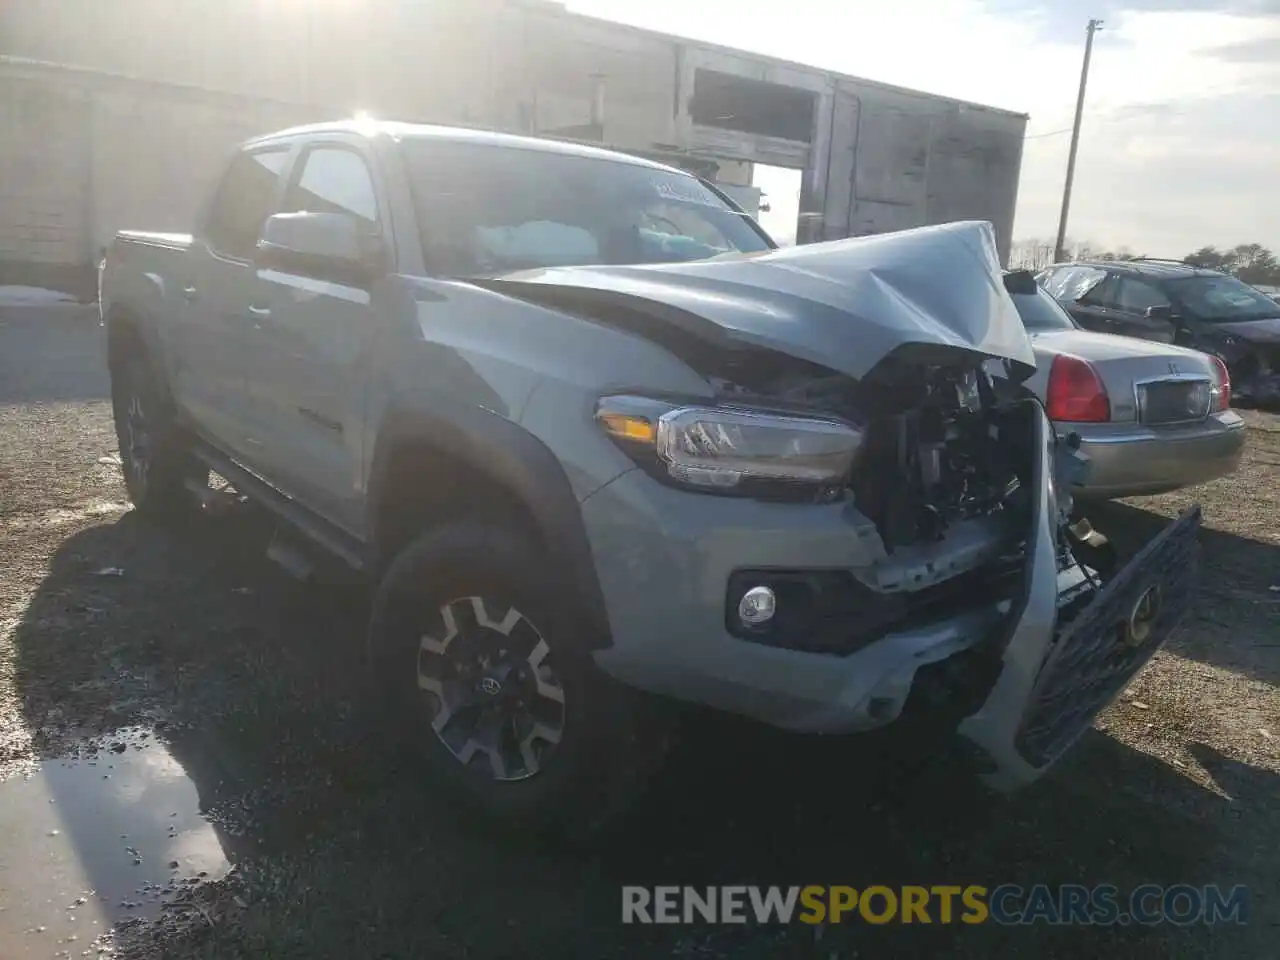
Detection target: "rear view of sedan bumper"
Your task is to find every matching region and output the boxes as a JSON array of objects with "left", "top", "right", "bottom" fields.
[{"left": 1063, "top": 410, "right": 1246, "bottom": 499}]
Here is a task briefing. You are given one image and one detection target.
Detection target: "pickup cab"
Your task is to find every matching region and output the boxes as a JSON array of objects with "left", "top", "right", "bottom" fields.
[{"left": 101, "top": 120, "right": 1201, "bottom": 835}]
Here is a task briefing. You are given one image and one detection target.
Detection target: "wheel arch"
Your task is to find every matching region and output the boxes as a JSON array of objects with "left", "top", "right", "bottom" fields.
[
  {"left": 105, "top": 302, "right": 165, "bottom": 382},
  {"left": 367, "top": 400, "right": 613, "bottom": 651}
]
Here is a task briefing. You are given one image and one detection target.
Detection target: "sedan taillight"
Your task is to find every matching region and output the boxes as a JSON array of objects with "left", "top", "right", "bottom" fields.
[
  {"left": 1208, "top": 354, "right": 1231, "bottom": 411},
  {"left": 1046, "top": 354, "right": 1110, "bottom": 422}
]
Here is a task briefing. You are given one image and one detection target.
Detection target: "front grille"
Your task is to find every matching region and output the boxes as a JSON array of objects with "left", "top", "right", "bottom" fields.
[
  {"left": 1137, "top": 378, "right": 1212, "bottom": 425},
  {"left": 1015, "top": 506, "right": 1201, "bottom": 767}
]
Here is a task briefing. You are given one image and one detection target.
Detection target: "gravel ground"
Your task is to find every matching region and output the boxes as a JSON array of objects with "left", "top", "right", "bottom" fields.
[{"left": 1, "top": 306, "right": 1277, "bottom": 958}]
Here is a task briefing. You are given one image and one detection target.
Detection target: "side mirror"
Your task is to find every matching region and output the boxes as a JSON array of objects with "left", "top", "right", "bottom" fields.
[{"left": 258, "top": 212, "right": 386, "bottom": 284}]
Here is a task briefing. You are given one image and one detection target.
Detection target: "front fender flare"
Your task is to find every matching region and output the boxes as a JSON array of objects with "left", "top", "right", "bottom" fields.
[{"left": 367, "top": 398, "right": 613, "bottom": 650}]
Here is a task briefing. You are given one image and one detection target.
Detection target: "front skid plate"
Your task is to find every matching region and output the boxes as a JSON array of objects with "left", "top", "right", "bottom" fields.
[{"left": 1015, "top": 505, "right": 1202, "bottom": 766}]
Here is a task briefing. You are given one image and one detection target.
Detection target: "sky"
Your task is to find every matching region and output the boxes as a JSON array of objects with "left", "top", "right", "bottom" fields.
[{"left": 567, "top": 0, "right": 1280, "bottom": 256}]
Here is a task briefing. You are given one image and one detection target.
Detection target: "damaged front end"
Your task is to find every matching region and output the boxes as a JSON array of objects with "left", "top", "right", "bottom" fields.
[
  {"left": 698, "top": 349, "right": 1201, "bottom": 784},
  {"left": 1219, "top": 339, "right": 1280, "bottom": 408},
  {"left": 491, "top": 221, "right": 1202, "bottom": 785}
]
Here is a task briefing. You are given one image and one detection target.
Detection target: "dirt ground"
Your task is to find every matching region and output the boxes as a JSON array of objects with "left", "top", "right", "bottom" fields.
[{"left": 1, "top": 306, "right": 1277, "bottom": 959}]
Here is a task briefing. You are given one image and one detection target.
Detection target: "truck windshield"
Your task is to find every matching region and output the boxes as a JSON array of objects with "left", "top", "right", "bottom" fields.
[
  {"left": 1167, "top": 275, "right": 1280, "bottom": 322},
  {"left": 401, "top": 140, "right": 774, "bottom": 276}
]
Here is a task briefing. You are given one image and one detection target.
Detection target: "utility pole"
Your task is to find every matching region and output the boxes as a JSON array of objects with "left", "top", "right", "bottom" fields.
[{"left": 1054, "top": 18, "right": 1103, "bottom": 263}]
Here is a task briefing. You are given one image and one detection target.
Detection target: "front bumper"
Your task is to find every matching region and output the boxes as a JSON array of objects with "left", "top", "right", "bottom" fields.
[
  {"left": 959, "top": 504, "right": 1200, "bottom": 789},
  {"left": 1065, "top": 411, "right": 1245, "bottom": 499},
  {"left": 580, "top": 405, "right": 1200, "bottom": 789}
]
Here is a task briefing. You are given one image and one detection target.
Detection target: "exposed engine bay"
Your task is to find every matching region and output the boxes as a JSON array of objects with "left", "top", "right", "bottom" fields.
[{"left": 709, "top": 348, "right": 1037, "bottom": 556}]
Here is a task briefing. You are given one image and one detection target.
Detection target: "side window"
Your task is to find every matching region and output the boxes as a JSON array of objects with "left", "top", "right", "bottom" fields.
[
  {"left": 1080, "top": 275, "right": 1120, "bottom": 307},
  {"left": 1038, "top": 266, "right": 1071, "bottom": 298},
  {"left": 281, "top": 147, "right": 379, "bottom": 229},
  {"left": 1115, "top": 278, "right": 1171, "bottom": 313},
  {"left": 205, "top": 149, "right": 290, "bottom": 260},
  {"left": 1054, "top": 265, "right": 1109, "bottom": 301}
]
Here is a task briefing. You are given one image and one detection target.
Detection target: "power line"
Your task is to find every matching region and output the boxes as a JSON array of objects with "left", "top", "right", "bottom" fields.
[
  {"left": 1023, "top": 79, "right": 1247, "bottom": 141},
  {"left": 1023, "top": 127, "right": 1073, "bottom": 140}
]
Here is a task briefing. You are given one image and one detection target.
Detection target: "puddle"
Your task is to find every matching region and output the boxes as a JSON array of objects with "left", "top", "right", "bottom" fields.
[{"left": 0, "top": 728, "right": 231, "bottom": 958}]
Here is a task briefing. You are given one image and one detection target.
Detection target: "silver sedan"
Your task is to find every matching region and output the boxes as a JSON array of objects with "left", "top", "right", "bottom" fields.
[{"left": 1005, "top": 275, "right": 1246, "bottom": 499}]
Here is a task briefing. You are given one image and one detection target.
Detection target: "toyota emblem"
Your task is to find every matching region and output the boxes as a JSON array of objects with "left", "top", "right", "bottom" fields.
[
  {"left": 477, "top": 676, "right": 502, "bottom": 697},
  {"left": 1123, "top": 585, "right": 1162, "bottom": 648}
]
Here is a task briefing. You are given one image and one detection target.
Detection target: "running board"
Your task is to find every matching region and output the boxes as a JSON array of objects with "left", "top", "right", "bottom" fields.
[{"left": 190, "top": 442, "right": 369, "bottom": 575}]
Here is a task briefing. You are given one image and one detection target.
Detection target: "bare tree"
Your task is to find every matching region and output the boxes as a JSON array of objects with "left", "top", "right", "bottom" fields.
[{"left": 1009, "top": 238, "right": 1057, "bottom": 271}]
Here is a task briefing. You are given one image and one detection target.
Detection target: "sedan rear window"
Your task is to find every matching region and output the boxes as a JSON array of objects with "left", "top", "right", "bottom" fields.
[
  {"left": 1012, "top": 290, "right": 1076, "bottom": 331},
  {"left": 401, "top": 140, "right": 773, "bottom": 276}
]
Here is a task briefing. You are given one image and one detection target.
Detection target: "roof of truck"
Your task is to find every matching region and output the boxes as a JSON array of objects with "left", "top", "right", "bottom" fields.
[{"left": 245, "top": 119, "right": 679, "bottom": 173}]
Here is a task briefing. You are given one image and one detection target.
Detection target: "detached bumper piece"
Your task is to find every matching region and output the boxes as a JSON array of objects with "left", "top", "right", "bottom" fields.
[{"left": 1015, "top": 506, "right": 1202, "bottom": 767}]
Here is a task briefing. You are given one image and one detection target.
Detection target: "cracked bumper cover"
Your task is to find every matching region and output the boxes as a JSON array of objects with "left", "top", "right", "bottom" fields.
[{"left": 581, "top": 406, "right": 1201, "bottom": 789}]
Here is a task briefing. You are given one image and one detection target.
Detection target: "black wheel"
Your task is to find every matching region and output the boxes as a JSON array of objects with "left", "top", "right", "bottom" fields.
[
  {"left": 368, "top": 522, "right": 670, "bottom": 836},
  {"left": 111, "top": 350, "right": 205, "bottom": 517}
]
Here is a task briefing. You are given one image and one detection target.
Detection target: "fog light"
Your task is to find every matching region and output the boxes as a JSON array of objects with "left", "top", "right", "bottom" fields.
[{"left": 737, "top": 586, "right": 777, "bottom": 627}]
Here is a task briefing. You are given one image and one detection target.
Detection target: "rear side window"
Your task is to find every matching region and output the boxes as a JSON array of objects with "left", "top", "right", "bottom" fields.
[
  {"left": 1042, "top": 265, "right": 1108, "bottom": 302},
  {"left": 281, "top": 147, "right": 379, "bottom": 228},
  {"left": 1115, "top": 278, "right": 1171, "bottom": 313},
  {"left": 205, "top": 149, "right": 290, "bottom": 260},
  {"left": 1080, "top": 275, "right": 1119, "bottom": 307}
]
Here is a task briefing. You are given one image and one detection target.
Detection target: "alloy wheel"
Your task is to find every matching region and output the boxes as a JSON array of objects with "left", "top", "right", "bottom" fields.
[{"left": 416, "top": 596, "right": 567, "bottom": 782}]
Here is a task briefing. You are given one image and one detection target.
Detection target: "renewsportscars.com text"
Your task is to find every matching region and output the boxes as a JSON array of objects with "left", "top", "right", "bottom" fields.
[{"left": 621, "top": 884, "right": 1248, "bottom": 926}]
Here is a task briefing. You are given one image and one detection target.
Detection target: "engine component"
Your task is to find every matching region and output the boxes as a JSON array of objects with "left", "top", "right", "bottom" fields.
[{"left": 849, "top": 364, "right": 1023, "bottom": 551}]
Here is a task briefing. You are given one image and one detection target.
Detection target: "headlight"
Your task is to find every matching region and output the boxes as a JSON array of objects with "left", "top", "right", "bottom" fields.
[{"left": 596, "top": 395, "right": 861, "bottom": 499}]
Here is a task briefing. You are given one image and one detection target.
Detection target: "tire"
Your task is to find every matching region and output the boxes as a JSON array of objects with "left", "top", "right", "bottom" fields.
[
  {"left": 111, "top": 348, "right": 205, "bottom": 517},
  {"left": 367, "top": 521, "right": 671, "bottom": 837}
]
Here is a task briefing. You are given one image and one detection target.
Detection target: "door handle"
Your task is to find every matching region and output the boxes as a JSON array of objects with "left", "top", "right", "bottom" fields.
[{"left": 182, "top": 285, "right": 197, "bottom": 301}]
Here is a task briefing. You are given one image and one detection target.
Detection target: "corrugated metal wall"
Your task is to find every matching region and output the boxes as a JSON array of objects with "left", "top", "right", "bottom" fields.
[{"left": 0, "top": 0, "right": 1026, "bottom": 287}]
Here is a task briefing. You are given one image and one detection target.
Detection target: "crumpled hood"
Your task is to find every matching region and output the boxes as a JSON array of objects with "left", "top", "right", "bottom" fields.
[{"left": 487, "top": 220, "right": 1036, "bottom": 380}]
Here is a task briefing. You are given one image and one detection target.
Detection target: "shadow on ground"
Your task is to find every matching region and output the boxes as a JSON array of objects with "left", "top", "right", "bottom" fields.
[
  {"left": 1087, "top": 500, "right": 1280, "bottom": 687},
  {"left": 11, "top": 506, "right": 1274, "bottom": 958}
]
